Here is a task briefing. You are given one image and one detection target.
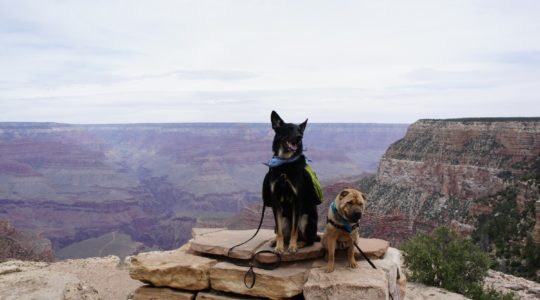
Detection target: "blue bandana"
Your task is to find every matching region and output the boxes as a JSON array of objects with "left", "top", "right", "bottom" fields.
[
  {"left": 264, "top": 154, "right": 305, "bottom": 168},
  {"left": 331, "top": 201, "right": 354, "bottom": 234}
]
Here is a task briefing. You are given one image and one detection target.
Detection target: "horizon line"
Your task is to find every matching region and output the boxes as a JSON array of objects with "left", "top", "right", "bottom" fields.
[{"left": 2, "top": 116, "right": 539, "bottom": 126}]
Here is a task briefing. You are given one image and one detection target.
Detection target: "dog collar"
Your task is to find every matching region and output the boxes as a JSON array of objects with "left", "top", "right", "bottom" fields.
[
  {"left": 264, "top": 154, "right": 307, "bottom": 168},
  {"left": 329, "top": 201, "right": 358, "bottom": 234}
]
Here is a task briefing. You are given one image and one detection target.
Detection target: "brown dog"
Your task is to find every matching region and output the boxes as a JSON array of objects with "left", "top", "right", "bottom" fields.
[{"left": 324, "top": 188, "right": 366, "bottom": 273}]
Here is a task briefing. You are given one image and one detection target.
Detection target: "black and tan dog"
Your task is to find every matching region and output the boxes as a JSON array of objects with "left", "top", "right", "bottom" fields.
[
  {"left": 262, "top": 111, "right": 321, "bottom": 254},
  {"left": 324, "top": 188, "right": 366, "bottom": 272}
]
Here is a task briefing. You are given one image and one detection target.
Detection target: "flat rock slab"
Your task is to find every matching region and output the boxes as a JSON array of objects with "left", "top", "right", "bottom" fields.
[
  {"left": 129, "top": 249, "right": 217, "bottom": 291},
  {"left": 190, "top": 229, "right": 275, "bottom": 260},
  {"left": 255, "top": 241, "right": 325, "bottom": 264},
  {"left": 133, "top": 285, "right": 195, "bottom": 300},
  {"left": 210, "top": 261, "right": 310, "bottom": 299},
  {"left": 304, "top": 263, "right": 389, "bottom": 300},
  {"left": 192, "top": 228, "right": 227, "bottom": 238},
  {"left": 355, "top": 238, "right": 389, "bottom": 259}
]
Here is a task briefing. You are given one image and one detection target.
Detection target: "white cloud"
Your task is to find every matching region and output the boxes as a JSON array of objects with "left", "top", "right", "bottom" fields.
[{"left": 0, "top": 0, "right": 539, "bottom": 123}]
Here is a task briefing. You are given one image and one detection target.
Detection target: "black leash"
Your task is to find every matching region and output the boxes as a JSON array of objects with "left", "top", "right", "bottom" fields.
[
  {"left": 242, "top": 250, "right": 282, "bottom": 289},
  {"left": 354, "top": 241, "right": 377, "bottom": 269},
  {"left": 227, "top": 204, "right": 267, "bottom": 258},
  {"left": 227, "top": 204, "right": 282, "bottom": 289}
]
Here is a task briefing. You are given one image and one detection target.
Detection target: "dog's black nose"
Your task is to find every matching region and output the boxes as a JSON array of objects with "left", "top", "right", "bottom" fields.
[{"left": 350, "top": 209, "right": 362, "bottom": 222}]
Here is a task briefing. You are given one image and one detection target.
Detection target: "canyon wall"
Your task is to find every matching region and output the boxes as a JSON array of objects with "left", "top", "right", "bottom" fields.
[
  {"left": 0, "top": 122, "right": 407, "bottom": 258},
  {"left": 362, "top": 118, "right": 540, "bottom": 244},
  {"left": 0, "top": 219, "right": 54, "bottom": 262}
]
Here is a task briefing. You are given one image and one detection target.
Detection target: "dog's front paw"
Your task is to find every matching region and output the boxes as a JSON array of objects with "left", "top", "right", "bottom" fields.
[
  {"left": 273, "top": 247, "right": 284, "bottom": 254},
  {"left": 288, "top": 245, "right": 298, "bottom": 254},
  {"left": 348, "top": 260, "right": 358, "bottom": 269},
  {"left": 273, "top": 237, "right": 285, "bottom": 254},
  {"left": 325, "top": 264, "right": 335, "bottom": 273},
  {"left": 273, "top": 245, "right": 285, "bottom": 254}
]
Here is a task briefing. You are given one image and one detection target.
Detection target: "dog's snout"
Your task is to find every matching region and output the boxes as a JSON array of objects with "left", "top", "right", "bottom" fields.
[{"left": 350, "top": 208, "right": 362, "bottom": 222}]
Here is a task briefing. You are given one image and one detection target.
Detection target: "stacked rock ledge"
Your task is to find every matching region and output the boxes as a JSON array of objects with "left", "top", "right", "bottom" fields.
[{"left": 129, "top": 228, "right": 404, "bottom": 299}]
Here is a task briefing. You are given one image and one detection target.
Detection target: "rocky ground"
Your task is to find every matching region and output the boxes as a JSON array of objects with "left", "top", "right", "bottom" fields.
[
  {"left": 0, "top": 256, "right": 140, "bottom": 300},
  {"left": 1, "top": 228, "right": 539, "bottom": 299},
  {"left": 484, "top": 270, "right": 540, "bottom": 300}
]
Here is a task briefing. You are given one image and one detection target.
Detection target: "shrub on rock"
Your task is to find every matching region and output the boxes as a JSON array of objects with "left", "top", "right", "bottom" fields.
[{"left": 401, "top": 226, "right": 516, "bottom": 300}]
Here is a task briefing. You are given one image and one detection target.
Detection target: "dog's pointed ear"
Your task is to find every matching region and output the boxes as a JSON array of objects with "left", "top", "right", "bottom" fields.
[
  {"left": 271, "top": 111, "right": 284, "bottom": 130},
  {"left": 299, "top": 119, "right": 308, "bottom": 133}
]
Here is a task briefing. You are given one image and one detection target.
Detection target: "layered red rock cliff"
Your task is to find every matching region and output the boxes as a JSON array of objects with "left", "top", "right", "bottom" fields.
[
  {"left": 362, "top": 118, "right": 540, "bottom": 244},
  {"left": 0, "top": 219, "right": 54, "bottom": 262},
  {"left": 534, "top": 200, "right": 540, "bottom": 244}
]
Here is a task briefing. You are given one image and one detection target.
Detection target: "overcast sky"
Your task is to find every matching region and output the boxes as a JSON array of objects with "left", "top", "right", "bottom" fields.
[{"left": 1, "top": 0, "right": 539, "bottom": 123}]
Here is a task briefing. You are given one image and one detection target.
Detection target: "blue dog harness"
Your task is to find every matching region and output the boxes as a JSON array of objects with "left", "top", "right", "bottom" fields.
[{"left": 329, "top": 201, "right": 359, "bottom": 234}]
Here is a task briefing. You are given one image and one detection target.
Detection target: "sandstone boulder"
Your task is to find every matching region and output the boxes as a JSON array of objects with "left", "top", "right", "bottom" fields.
[
  {"left": 132, "top": 285, "right": 195, "bottom": 300},
  {"left": 129, "top": 249, "right": 217, "bottom": 291},
  {"left": 309, "top": 247, "right": 405, "bottom": 300},
  {"left": 304, "top": 261, "right": 389, "bottom": 300},
  {"left": 209, "top": 261, "right": 310, "bottom": 299},
  {"left": 190, "top": 229, "right": 275, "bottom": 260}
]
